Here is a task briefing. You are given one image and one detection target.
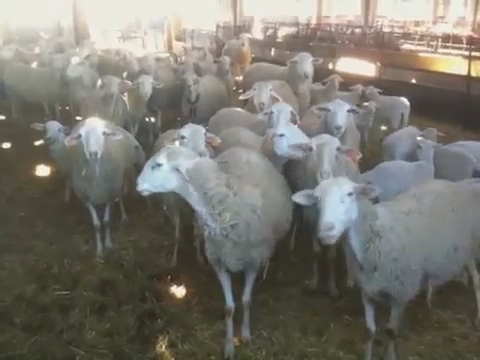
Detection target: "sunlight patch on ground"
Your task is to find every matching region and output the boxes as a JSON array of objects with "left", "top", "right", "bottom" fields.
[
  {"left": 168, "top": 284, "right": 187, "bottom": 299},
  {"left": 34, "top": 164, "right": 52, "bottom": 177}
]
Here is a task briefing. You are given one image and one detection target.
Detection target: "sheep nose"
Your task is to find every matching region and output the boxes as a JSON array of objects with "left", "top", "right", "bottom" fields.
[
  {"left": 89, "top": 151, "right": 99, "bottom": 159},
  {"left": 258, "top": 102, "right": 265, "bottom": 110},
  {"left": 319, "top": 171, "right": 331, "bottom": 179},
  {"left": 321, "top": 223, "right": 336, "bottom": 234},
  {"left": 334, "top": 125, "right": 342, "bottom": 131}
]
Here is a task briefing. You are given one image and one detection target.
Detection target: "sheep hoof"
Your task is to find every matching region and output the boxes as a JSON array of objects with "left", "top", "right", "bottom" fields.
[{"left": 223, "top": 341, "right": 235, "bottom": 359}]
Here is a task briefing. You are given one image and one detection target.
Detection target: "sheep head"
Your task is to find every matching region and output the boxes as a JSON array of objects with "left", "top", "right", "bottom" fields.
[
  {"left": 313, "top": 99, "right": 359, "bottom": 138},
  {"left": 177, "top": 123, "right": 220, "bottom": 157},
  {"left": 239, "top": 81, "right": 283, "bottom": 112}
]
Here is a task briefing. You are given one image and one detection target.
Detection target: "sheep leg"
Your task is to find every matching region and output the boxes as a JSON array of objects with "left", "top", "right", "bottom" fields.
[
  {"left": 343, "top": 240, "right": 356, "bottom": 288},
  {"left": 103, "top": 204, "right": 113, "bottom": 249},
  {"left": 64, "top": 181, "right": 71, "bottom": 203},
  {"left": 119, "top": 199, "right": 128, "bottom": 223},
  {"left": 213, "top": 265, "right": 235, "bottom": 360},
  {"left": 466, "top": 259, "right": 480, "bottom": 327},
  {"left": 10, "top": 98, "right": 20, "bottom": 120},
  {"left": 241, "top": 267, "right": 258, "bottom": 342},
  {"left": 42, "top": 102, "right": 50, "bottom": 119},
  {"left": 54, "top": 103, "right": 61, "bottom": 119},
  {"left": 362, "top": 293, "right": 376, "bottom": 360},
  {"left": 326, "top": 245, "right": 340, "bottom": 297},
  {"left": 385, "top": 299, "right": 406, "bottom": 360},
  {"left": 305, "top": 236, "right": 321, "bottom": 291},
  {"left": 425, "top": 282, "right": 433, "bottom": 309},
  {"left": 170, "top": 210, "right": 181, "bottom": 267},
  {"left": 193, "top": 218, "right": 205, "bottom": 265},
  {"left": 87, "top": 203, "right": 104, "bottom": 259}
]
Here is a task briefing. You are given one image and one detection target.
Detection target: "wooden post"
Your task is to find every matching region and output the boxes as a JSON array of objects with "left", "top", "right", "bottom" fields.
[
  {"left": 316, "top": 0, "right": 323, "bottom": 24},
  {"left": 472, "top": 0, "right": 479, "bottom": 33},
  {"left": 72, "top": 0, "right": 90, "bottom": 45}
]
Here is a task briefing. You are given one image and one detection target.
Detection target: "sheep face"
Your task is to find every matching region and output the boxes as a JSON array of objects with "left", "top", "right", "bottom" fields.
[
  {"left": 291, "top": 177, "right": 379, "bottom": 244},
  {"left": 286, "top": 53, "right": 322, "bottom": 81},
  {"left": 311, "top": 134, "right": 362, "bottom": 181},
  {"left": 64, "top": 117, "right": 123, "bottom": 161},
  {"left": 215, "top": 55, "right": 232, "bottom": 76},
  {"left": 313, "top": 99, "right": 359, "bottom": 138},
  {"left": 260, "top": 101, "right": 299, "bottom": 127},
  {"left": 265, "top": 122, "right": 311, "bottom": 160},
  {"left": 134, "top": 74, "right": 163, "bottom": 102},
  {"left": 136, "top": 145, "right": 198, "bottom": 196},
  {"left": 177, "top": 123, "right": 220, "bottom": 157},
  {"left": 239, "top": 81, "right": 283, "bottom": 112},
  {"left": 31, "top": 121, "right": 70, "bottom": 145}
]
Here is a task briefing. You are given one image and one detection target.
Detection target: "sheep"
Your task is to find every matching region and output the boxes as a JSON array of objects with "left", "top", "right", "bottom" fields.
[
  {"left": 337, "top": 84, "right": 365, "bottom": 106},
  {"left": 30, "top": 121, "right": 72, "bottom": 202},
  {"left": 354, "top": 101, "right": 378, "bottom": 146},
  {"left": 309, "top": 74, "right": 344, "bottom": 106},
  {"left": 382, "top": 126, "right": 444, "bottom": 161},
  {"left": 63, "top": 117, "right": 145, "bottom": 258},
  {"left": 446, "top": 141, "right": 480, "bottom": 163},
  {"left": 364, "top": 85, "right": 410, "bottom": 130},
  {"left": 221, "top": 32, "right": 252, "bottom": 78},
  {"left": 356, "top": 137, "right": 435, "bottom": 202},
  {"left": 242, "top": 52, "right": 322, "bottom": 116},
  {"left": 3, "top": 61, "right": 63, "bottom": 119},
  {"left": 216, "top": 121, "right": 312, "bottom": 171},
  {"left": 291, "top": 177, "right": 480, "bottom": 360},
  {"left": 181, "top": 71, "right": 230, "bottom": 125},
  {"left": 240, "top": 80, "right": 300, "bottom": 115},
  {"left": 83, "top": 75, "right": 131, "bottom": 129},
  {"left": 136, "top": 145, "right": 293, "bottom": 359},
  {"left": 123, "top": 74, "right": 164, "bottom": 136},
  {"left": 208, "top": 101, "right": 300, "bottom": 139},
  {"left": 285, "top": 134, "right": 361, "bottom": 295},
  {"left": 300, "top": 99, "right": 360, "bottom": 142},
  {"left": 214, "top": 55, "right": 235, "bottom": 102}
]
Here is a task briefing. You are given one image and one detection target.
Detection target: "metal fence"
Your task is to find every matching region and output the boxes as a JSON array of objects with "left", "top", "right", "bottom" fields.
[{"left": 217, "top": 21, "right": 480, "bottom": 96}]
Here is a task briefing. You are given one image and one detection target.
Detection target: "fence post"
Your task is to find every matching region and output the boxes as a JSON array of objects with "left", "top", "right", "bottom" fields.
[{"left": 467, "top": 35, "right": 473, "bottom": 96}]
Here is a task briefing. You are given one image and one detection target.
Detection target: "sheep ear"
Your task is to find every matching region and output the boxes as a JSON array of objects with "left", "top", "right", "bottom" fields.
[
  {"left": 291, "top": 189, "right": 317, "bottom": 206},
  {"left": 347, "top": 106, "right": 360, "bottom": 115},
  {"left": 205, "top": 132, "right": 221, "bottom": 147},
  {"left": 64, "top": 133, "right": 81, "bottom": 147},
  {"left": 118, "top": 80, "right": 133, "bottom": 94},
  {"left": 313, "top": 105, "right": 331, "bottom": 114},
  {"left": 152, "top": 80, "right": 164, "bottom": 88},
  {"left": 239, "top": 88, "right": 255, "bottom": 100},
  {"left": 337, "top": 146, "right": 362, "bottom": 163},
  {"left": 311, "top": 57, "right": 323, "bottom": 65},
  {"left": 30, "top": 123, "right": 45, "bottom": 131},
  {"left": 355, "top": 183, "right": 380, "bottom": 200}
]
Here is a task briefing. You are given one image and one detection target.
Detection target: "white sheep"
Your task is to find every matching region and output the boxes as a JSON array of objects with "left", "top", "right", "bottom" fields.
[
  {"left": 309, "top": 73, "right": 343, "bottom": 105},
  {"left": 136, "top": 145, "right": 293, "bottom": 359},
  {"left": 181, "top": 72, "right": 230, "bottom": 125},
  {"left": 446, "top": 141, "right": 480, "bottom": 163},
  {"left": 4, "top": 61, "right": 63, "bottom": 119},
  {"left": 285, "top": 134, "right": 361, "bottom": 295},
  {"left": 337, "top": 84, "right": 365, "bottom": 106},
  {"left": 382, "top": 126, "right": 444, "bottom": 161},
  {"left": 63, "top": 117, "right": 145, "bottom": 258},
  {"left": 207, "top": 107, "right": 268, "bottom": 136},
  {"left": 354, "top": 101, "right": 378, "bottom": 146},
  {"left": 292, "top": 176, "right": 480, "bottom": 360},
  {"left": 357, "top": 137, "right": 435, "bottom": 202},
  {"left": 364, "top": 85, "right": 410, "bottom": 130},
  {"left": 242, "top": 52, "right": 322, "bottom": 116},
  {"left": 240, "top": 80, "right": 300, "bottom": 115},
  {"left": 30, "top": 121, "right": 72, "bottom": 202},
  {"left": 214, "top": 55, "right": 235, "bottom": 102}
]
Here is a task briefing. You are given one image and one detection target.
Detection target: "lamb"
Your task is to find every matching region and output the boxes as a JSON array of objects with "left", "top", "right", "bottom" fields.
[
  {"left": 446, "top": 141, "right": 480, "bottom": 163},
  {"left": 285, "top": 134, "right": 361, "bottom": 295},
  {"left": 309, "top": 74, "right": 343, "bottom": 106},
  {"left": 181, "top": 71, "right": 230, "bottom": 125},
  {"left": 207, "top": 107, "right": 270, "bottom": 136},
  {"left": 356, "top": 137, "right": 435, "bottom": 202},
  {"left": 337, "top": 84, "right": 365, "bottom": 106},
  {"left": 364, "top": 85, "right": 410, "bottom": 130},
  {"left": 221, "top": 32, "right": 252, "bottom": 78},
  {"left": 214, "top": 55, "right": 235, "bottom": 102},
  {"left": 291, "top": 177, "right": 480, "bottom": 360},
  {"left": 30, "top": 121, "right": 72, "bottom": 202},
  {"left": 3, "top": 61, "right": 63, "bottom": 119},
  {"left": 136, "top": 145, "right": 293, "bottom": 359},
  {"left": 382, "top": 126, "right": 444, "bottom": 161},
  {"left": 354, "top": 101, "right": 378, "bottom": 146},
  {"left": 63, "top": 117, "right": 145, "bottom": 258},
  {"left": 240, "top": 80, "right": 300, "bottom": 115}
]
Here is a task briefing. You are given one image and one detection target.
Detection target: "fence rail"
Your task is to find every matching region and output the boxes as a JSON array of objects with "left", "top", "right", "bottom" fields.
[{"left": 216, "top": 22, "right": 480, "bottom": 95}]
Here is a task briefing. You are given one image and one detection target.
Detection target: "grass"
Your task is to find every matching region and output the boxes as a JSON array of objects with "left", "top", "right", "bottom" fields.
[{"left": 1, "top": 110, "right": 480, "bottom": 360}]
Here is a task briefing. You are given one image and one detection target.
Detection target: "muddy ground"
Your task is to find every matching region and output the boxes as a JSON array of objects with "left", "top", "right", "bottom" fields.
[{"left": 0, "top": 104, "right": 479, "bottom": 360}]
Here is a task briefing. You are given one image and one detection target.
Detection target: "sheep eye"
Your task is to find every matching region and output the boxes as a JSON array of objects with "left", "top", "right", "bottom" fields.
[
  {"left": 151, "top": 163, "right": 163, "bottom": 170},
  {"left": 277, "top": 133, "right": 286, "bottom": 138},
  {"left": 179, "top": 135, "right": 187, "bottom": 140},
  {"left": 347, "top": 191, "right": 354, "bottom": 197}
]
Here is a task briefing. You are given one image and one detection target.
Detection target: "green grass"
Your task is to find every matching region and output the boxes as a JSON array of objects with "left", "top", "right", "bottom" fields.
[{"left": 1, "top": 112, "right": 480, "bottom": 360}]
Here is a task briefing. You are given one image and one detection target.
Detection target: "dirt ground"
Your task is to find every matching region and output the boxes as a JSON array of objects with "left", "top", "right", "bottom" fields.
[{"left": 1, "top": 105, "right": 480, "bottom": 360}]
